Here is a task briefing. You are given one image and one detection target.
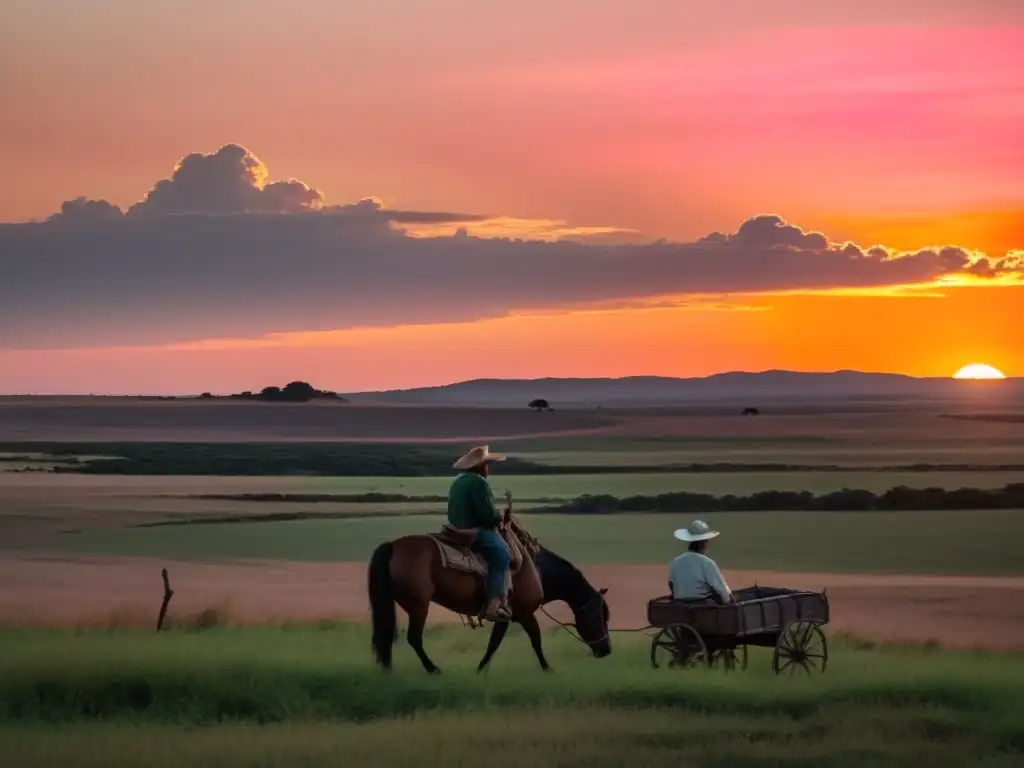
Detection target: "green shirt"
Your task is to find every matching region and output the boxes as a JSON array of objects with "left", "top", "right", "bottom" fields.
[{"left": 447, "top": 472, "right": 501, "bottom": 530}]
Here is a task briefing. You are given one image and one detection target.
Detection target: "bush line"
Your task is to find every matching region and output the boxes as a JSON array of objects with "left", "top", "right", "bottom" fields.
[
  {"left": 3, "top": 441, "right": 1024, "bottom": 476},
  {"left": 535, "top": 483, "right": 1024, "bottom": 514},
  {"left": 138, "top": 485, "right": 1024, "bottom": 519}
]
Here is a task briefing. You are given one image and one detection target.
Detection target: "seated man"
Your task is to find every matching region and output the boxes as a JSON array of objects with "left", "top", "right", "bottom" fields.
[
  {"left": 447, "top": 445, "right": 512, "bottom": 622},
  {"left": 668, "top": 519, "right": 733, "bottom": 604}
]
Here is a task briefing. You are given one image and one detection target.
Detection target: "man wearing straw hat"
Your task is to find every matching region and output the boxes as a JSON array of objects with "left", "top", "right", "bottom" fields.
[
  {"left": 668, "top": 519, "right": 734, "bottom": 604},
  {"left": 447, "top": 446, "right": 513, "bottom": 622}
]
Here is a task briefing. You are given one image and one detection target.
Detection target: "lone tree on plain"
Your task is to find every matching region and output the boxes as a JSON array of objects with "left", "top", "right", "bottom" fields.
[
  {"left": 742, "top": 407, "right": 760, "bottom": 416},
  {"left": 529, "top": 398, "right": 551, "bottom": 411}
]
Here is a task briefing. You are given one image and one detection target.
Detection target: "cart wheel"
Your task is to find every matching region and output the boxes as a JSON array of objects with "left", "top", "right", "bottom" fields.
[
  {"left": 773, "top": 620, "right": 828, "bottom": 675},
  {"left": 650, "top": 624, "right": 708, "bottom": 669}
]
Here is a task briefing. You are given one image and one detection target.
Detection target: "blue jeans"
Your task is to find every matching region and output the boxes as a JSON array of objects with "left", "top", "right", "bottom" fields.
[{"left": 475, "top": 528, "right": 510, "bottom": 602}]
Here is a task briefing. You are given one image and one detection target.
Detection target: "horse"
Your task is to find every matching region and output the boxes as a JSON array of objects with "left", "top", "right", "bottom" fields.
[{"left": 367, "top": 529, "right": 612, "bottom": 674}]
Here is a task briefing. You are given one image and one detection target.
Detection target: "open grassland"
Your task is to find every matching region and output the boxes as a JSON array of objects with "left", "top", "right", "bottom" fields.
[
  {"left": 0, "top": 626, "right": 1022, "bottom": 767},
  {"left": 0, "top": 401, "right": 617, "bottom": 443},
  {"left": 47, "top": 509, "right": 1024, "bottom": 575},
  {"left": 4, "top": 402, "right": 1024, "bottom": 765},
  {"left": 3, "top": 400, "right": 1024, "bottom": 475},
  {"left": 7, "top": 472, "right": 1024, "bottom": 557}
]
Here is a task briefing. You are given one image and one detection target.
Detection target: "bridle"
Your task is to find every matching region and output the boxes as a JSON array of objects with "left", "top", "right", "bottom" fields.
[
  {"left": 540, "top": 585, "right": 659, "bottom": 648},
  {"left": 540, "top": 592, "right": 610, "bottom": 651}
]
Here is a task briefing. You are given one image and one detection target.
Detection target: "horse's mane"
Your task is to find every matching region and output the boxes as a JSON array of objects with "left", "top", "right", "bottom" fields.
[
  {"left": 537, "top": 545, "right": 580, "bottom": 575},
  {"left": 533, "top": 543, "right": 609, "bottom": 622},
  {"left": 504, "top": 511, "right": 540, "bottom": 554},
  {"left": 505, "top": 515, "right": 599, "bottom": 601}
]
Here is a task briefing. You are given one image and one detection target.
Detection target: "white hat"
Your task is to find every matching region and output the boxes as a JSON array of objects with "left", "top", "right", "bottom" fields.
[
  {"left": 453, "top": 445, "right": 507, "bottom": 470},
  {"left": 673, "top": 519, "right": 720, "bottom": 542}
]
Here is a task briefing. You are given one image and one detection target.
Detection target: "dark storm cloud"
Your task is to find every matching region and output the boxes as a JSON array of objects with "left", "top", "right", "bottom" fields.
[
  {"left": 1, "top": 145, "right": 1017, "bottom": 350},
  {"left": 49, "top": 197, "right": 124, "bottom": 222}
]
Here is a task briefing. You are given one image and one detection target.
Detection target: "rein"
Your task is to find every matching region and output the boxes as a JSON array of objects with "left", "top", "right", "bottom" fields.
[
  {"left": 470, "top": 511, "right": 653, "bottom": 646},
  {"left": 540, "top": 601, "right": 654, "bottom": 647},
  {"left": 539, "top": 603, "right": 593, "bottom": 646}
]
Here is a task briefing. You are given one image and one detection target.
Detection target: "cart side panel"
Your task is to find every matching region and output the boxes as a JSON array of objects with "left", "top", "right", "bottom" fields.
[
  {"left": 648, "top": 592, "right": 829, "bottom": 636},
  {"left": 739, "top": 592, "right": 830, "bottom": 634},
  {"left": 647, "top": 597, "right": 741, "bottom": 635}
]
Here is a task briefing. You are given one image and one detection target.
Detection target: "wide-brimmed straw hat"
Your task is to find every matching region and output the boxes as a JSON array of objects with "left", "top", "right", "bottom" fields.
[
  {"left": 673, "top": 519, "right": 720, "bottom": 542},
  {"left": 453, "top": 445, "right": 507, "bottom": 470}
]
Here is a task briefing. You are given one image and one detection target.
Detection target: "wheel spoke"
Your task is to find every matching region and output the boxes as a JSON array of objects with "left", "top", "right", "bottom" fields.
[
  {"left": 774, "top": 622, "right": 828, "bottom": 676},
  {"left": 653, "top": 624, "right": 707, "bottom": 670},
  {"left": 798, "top": 621, "right": 814, "bottom": 649}
]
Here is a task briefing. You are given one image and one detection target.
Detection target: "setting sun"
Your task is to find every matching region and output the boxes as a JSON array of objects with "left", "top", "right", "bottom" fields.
[{"left": 952, "top": 363, "right": 1006, "bottom": 380}]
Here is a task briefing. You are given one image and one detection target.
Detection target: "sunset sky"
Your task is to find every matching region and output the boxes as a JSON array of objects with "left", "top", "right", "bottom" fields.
[{"left": 1, "top": 0, "right": 1022, "bottom": 393}]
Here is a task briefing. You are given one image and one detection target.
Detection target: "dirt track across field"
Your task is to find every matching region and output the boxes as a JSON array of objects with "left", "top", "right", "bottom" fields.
[{"left": 2, "top": 553, "right": 1022, "bottom": 650}]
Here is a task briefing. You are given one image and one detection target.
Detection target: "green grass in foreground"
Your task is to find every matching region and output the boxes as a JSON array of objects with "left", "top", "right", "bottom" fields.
[
  {"left": 3, "top": 707, "right": 1022, "bottom": 768},
  {"left": 0, "top": 626, "right": 1022, "bottom": 767},
  {"left": 54, "top": 509, "right": 1024, "bottom": 575}
]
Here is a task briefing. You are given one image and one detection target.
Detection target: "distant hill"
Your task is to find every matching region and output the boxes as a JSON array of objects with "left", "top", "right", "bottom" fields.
[{"left": 342, "top": 370, "right": 1022, "bottom": 406}]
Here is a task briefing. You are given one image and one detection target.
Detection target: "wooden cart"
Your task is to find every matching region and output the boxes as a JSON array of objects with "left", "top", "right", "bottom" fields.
[{"left": 647, "top": 589, "right": 830, "bottom": 675}]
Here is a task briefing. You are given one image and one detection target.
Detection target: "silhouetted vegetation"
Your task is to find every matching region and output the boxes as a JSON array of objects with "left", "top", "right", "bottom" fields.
[
  {"left": 742, "top": 407, "right": 760, "bottom": 416},
  {"left": 528, "top": 398, "right": 552, "bottom": 411},
  {"left": 4, "top": 442, "right": 1024, "bottom": 478},
  {"left": 533, "top": 484, "right": 1024, "bottom": 514},
  {"left": 0, "top": 442, "right": 546, "bottom": 476},
  {"left": 228, "top": 381, "right": 347, "bottom": 403},
  {"left": 125, "top": 484, "right": 1024, "bottom": 521}
]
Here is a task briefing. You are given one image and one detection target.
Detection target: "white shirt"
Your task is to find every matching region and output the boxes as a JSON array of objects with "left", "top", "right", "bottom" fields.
[{"left": 668, "top": 552, "right": 732, "bottom": 603}]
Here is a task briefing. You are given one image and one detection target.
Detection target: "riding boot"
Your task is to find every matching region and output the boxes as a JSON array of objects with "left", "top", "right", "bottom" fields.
[{"left": 482, "top": 597, "right": 512, "bottom": 622}]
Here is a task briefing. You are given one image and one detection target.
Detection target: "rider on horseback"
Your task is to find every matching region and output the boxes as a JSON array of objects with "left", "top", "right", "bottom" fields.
[{"left": 448, "top": 446, "right": 513, "bottom": 622}]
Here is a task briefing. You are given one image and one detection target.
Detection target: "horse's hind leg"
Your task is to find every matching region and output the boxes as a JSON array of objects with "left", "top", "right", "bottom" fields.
[
  {"left": 405, "top": 603, "right": 441, "bottom": 675},
  {"left": 476, "top": 621, "right": 510, "bottom": 674},
  {"left": 519, "top": 613, "right": 552, "bottom": 672}
]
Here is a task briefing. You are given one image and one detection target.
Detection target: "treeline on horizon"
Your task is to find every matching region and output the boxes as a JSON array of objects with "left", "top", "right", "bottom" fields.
[
  {"left": 6, "top": 438, "right": 1024, "bottom": 475},
  {"left": 3, "top": 441, "right": 1024, "bottom": 477},
  {"left": 533, "top": 484, "right": 1024, "bottom": 513},
  {"left": 213, "top": 380, "right": 345, "bottom": 403}
]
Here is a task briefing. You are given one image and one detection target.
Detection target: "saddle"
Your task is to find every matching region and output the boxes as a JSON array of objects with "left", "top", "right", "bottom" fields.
[{"left": 428, "top": 521, "right": 532, "bottom": 585}]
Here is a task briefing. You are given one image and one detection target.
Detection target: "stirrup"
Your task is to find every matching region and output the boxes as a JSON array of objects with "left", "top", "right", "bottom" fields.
[{"left": 481, "top": 601, "right": 512, "bottom": 623}]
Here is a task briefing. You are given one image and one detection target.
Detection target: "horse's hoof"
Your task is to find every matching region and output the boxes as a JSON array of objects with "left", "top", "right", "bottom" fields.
[
  {"left": 428, "top": 667, "right": 442, "bottom": 676},
  {"left": 543, "top": 666, "right": 554, "bottom": 674}
]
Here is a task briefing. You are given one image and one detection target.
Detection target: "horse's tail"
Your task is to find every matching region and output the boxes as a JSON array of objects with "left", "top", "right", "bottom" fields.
[{"left": 368, "top": 541, "right": 396, "bottom": 669}]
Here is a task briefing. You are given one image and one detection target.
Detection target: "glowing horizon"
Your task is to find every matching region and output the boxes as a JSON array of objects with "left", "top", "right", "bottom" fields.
[{"left": 952, "top": 363, "right": 1007, "bottom": 380}]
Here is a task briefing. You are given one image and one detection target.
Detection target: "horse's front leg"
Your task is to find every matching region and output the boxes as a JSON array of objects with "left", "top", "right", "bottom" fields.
[
  {"left": 519, "top": 613, "right": 552, "bottom": 672},
  {"left": 476, "top": 620, "right": 510, "bottom": 673}
]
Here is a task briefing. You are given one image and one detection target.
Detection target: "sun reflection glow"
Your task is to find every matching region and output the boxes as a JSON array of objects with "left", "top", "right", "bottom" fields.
[{"left": 952, "top": 363, "right": 1006, "bottom": 380}]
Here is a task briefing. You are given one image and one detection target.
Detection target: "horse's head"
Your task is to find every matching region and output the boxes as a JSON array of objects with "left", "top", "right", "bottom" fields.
[
  {"left": 571, "top": 585, "right": 612, "bottom": 658},
  {"left": 532, "top": 545, "right": 612, "bottom": 657}
]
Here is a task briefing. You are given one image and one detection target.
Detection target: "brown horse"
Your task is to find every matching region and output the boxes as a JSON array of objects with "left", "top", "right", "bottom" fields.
[{"left": 368, "top": 532, "right": 612, "bottom": 674}]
